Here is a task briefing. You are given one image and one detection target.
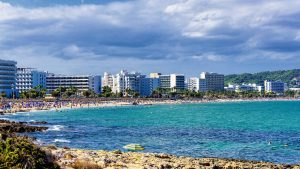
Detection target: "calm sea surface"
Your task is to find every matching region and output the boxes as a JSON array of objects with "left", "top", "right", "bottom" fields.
[{"left": 3, "top": 101, "right": 300, "bottom": 164}]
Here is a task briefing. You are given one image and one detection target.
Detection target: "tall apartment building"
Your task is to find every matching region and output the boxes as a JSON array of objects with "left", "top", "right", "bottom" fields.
[
  {"left": 159, "top": 75, "right": 171, "bottom": 89},
  {"left": 170, "top": 74, "right": 185, "bottom": 90},
  {"left": 264, "top": 80, "right": 285, "bottom": 94},
  {"left": 0, "top": 59, "right": 17, "bottom": 97},
  {"left": 46, "top": 74, "right": 101, "bottom": 94},
  {"left": 159, "top": 74, "right": 185, "bottom": 91},
  {"left": 140, "top": 78, "right": 160, "bottom": 97},
  {"left": 16, "top": 68, "right": 47, "bottom": 93},
  {"left": 199, "top": 79, "right": 207, "bottom": 92},
  {"left": 104, "top": 70, "right": 145, "bottom": 94},
  {"left": 102, "top": 72, "right": 114, "bottom": 89},
  {"left": 187, "top": 77, "right": 200, "bottom": 91},
  {"left": 200, "top": 72, "right": 224, "bottom": 91}
]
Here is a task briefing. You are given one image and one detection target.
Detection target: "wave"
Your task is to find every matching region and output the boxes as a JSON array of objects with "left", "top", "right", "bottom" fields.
[
  {"left": 53, "top": 139, "right": 70, "bottom": 143},
  {"left": 47, "top": 125, "right": 65, "bottom": 131},
  {"left": 33, "top": 139, "right": 44, "bottom": 145}
]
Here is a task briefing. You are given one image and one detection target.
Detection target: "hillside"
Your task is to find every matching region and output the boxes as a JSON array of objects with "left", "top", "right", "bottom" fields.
[{"left": 225, "top": 69, "right": 300, "bottom": 87}]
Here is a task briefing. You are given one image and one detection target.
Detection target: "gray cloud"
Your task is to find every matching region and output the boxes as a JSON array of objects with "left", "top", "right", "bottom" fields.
[{"left": 0, "top": 0, "right": 299, "bottom": 76}]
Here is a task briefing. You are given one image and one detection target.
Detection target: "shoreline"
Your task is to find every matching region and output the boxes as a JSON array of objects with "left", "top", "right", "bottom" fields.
[
  {"left": 1, "top": 100, "right": 300, "bottom": 168},
  {"left": 43, "top": 146, "right": 300, "bottom": 169},
  {"left": 1, "top": 97, "right": 300, "bottom": 115}
]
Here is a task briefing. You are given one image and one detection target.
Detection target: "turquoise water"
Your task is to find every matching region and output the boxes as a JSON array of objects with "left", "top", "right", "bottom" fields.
[{"left": 3, "top": 101, "right": 300, "bottom": 164}]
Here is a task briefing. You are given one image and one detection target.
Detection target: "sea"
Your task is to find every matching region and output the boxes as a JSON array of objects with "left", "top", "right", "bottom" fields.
[{"left": 2, "top": 101, "right": 300, "bottom": 164}]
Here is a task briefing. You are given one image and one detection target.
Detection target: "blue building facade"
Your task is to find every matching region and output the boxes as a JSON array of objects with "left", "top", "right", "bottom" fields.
[
  {"left": 264, "top": 80, "right": 285, "bottom": 94},
  {"left": 140, "top": 78, "right": 160, "bottom": 97},
  {"left": 0, "top": 59, "right": 17, "bottom": 98}
]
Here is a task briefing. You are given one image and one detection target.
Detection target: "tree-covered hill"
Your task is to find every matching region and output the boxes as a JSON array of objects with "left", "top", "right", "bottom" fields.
[{"left": 225, "top": 69, "right": 300, "bottom": 86}]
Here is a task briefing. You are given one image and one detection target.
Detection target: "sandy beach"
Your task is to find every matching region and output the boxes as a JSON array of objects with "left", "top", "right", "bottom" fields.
[{"left": 1, "top": 97, "right": 300, "bottom": 115}]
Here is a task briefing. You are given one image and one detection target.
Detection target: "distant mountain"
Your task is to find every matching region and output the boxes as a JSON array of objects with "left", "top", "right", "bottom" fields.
[{"left": 225, "top": 69, "right": 300, "bottom": 87}]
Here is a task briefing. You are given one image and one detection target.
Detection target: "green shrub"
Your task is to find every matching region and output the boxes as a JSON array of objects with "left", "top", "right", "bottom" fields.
[{"left": 0, "top": 135, "right": 59, "bottom": 169}]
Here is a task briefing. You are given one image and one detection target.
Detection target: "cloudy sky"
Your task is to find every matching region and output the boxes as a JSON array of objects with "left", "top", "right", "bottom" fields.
[{"left": 0, "top": 0, "right": 299, "bottom": 76}]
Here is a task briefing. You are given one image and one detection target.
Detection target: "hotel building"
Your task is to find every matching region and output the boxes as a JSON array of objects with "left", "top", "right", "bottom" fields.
[
  {"left": 159, "top": 75, "right": 171, "bottom": 89},
  {"left": 102, "top": 72, "right": 114, "bottom": 89},
  {"left": 140, "top": 77, "right": 160, "bottom": 97},
  {"left": 103, "top": 70, "right": 146, "bottom": 95},
  {"left": 170, "top": 74, "right": 185, "bottom": 90},
  {"left": 16, "top": 68, "right": 47, "bottom": 93},
  {"left": 0, "top": 59, "right": 17, "bottom": 97},
  {"left": 200, "top": 72, "right": 224, "bottom": 91},
  {"left": 46, "top": 74, "right": 101, "bottom": 94},
  {"left": 264, "top": 80, "right": 285, "bottom": 94},
  {"left": 187, "top": 77, "right": 200, "bottom": 91}
]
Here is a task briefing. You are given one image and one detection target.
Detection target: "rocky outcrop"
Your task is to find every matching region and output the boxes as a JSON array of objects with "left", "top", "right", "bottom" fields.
[
  {"left": 0, "top": 119, "right": 48, "bottom": 133},
  {"left": 43, "top": 147, "right": 300, "bottom": 169}
]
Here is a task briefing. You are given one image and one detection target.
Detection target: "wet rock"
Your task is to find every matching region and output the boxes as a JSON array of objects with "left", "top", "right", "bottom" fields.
[
  {"left": 112, "top": 149, "right": 122, "bottom": 154},
  {"left": 0, "top": 119, "right": 48, "bottom": 133},
  {"left": 47, "top": 145, "right": 58, "bottom": 150},
  {"left": 63, "top": 146, "right": 70, "bottom": 150},
  {"left": 29, "top": 121, "right": 48, "bottom": 124},
  {"left": 155, "top": 153, "right": 171, "bottom": 159}
]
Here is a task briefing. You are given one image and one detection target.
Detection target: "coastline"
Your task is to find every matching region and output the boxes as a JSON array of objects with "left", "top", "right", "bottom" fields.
[
  {"left": 1, "top": 99, "right": 300, "bottom": 168},
  {"left": 44, "top": 146, "right": 300, "bottom": 169},
  {"left": 2, "top": 97, "right": 300, "bottom": 115},
  {"left": 2, "top": 119, "right": 300, "bottom": 169}
]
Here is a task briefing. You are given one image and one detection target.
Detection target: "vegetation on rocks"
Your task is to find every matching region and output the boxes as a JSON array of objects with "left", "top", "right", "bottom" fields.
[
  {"left": 0, "top": 134, "right": 59, "bottom": 169},
  {"left": 0, "top": 119, "right": 58, "bottom": 169}
]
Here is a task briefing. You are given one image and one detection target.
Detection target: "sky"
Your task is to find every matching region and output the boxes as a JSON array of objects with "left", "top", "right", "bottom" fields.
[{"left": 0, "top": 0, "right": 299, "bottom": 77}]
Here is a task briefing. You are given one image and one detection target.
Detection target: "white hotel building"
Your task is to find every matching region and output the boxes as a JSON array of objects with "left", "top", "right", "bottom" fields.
[
  {"left": 102, "top": 70, "right": 145, "bottom": 95},
  {"left": 46, "top": 74, "right": 101, "bottom": 94},
  {"left": 16, "top": 68, "right": 47, "bottom": 93},
  {"left": 187, "top": 77, "right": 200, "bottom": 91},
  {"left": 0, "top": 59, "right": 17, "bottom": 97}
]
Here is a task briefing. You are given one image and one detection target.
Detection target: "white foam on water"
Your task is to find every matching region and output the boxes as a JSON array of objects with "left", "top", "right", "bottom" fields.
[
  {"left": 33, "top": 139, "right": 45, "bottom": 145},
  {"left": 47, "top": 125, "right": 65, "bottom": 131},
  {"left": 53, "top": 139, "right": 70, "bottom": 143}
]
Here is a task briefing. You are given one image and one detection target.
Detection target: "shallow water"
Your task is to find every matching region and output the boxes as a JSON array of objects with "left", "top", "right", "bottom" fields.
[{"left": 3, "top": 101, "right": 300, "bottom": 164}]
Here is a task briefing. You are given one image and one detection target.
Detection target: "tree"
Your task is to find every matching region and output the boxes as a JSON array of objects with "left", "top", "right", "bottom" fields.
[
  {"left": 0, "top": 92, "right": 6, "bottom": 98},
  {"left": 117, "top": 92, "right": 123, "bottom": 97},
  {"left": 65, "top": 87, "right": 78, "bottom": 97},
  {"left": 285, "top": 90, "right": 296, "bottom": 97},
  {"left": 125, "top": 88, "right": 134, "bottom": 97},
  {"left": 102, "top": 86, "right": 113, "bottom": 97},
  {"left": 51, "top": 87, "right": 64, "bottom": 98},
  {"left": 83, "top": 90, "right": 92, "bottom": 98}
]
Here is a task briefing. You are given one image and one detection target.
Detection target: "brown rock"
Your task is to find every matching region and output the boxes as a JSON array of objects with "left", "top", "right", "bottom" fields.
[{"left": 64, "top": 153, "right": 74, "bottom": 160}]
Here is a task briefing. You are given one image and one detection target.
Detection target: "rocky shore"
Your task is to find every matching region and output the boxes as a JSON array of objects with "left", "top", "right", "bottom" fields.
[
  {"left": 43, "top": 147, "right": 300, "bottom": 169},
  {"left": 1, "top": 118, "right": 300, "bottom": 168},
  {"left": 0, "top": 119, "right": 48, "bottom": 133}
]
